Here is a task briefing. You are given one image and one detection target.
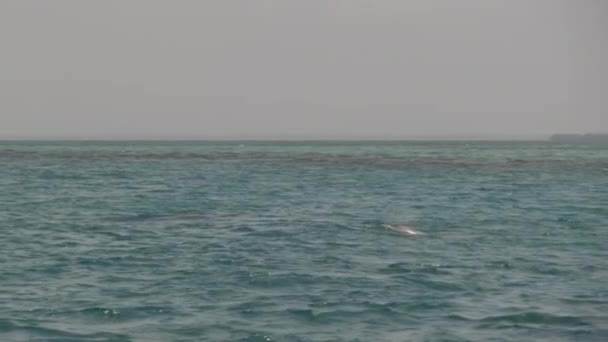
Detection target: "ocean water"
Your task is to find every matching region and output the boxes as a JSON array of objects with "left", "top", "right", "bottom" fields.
[{"left": 1, "top": 141, "right": 607, "bottom": 342}]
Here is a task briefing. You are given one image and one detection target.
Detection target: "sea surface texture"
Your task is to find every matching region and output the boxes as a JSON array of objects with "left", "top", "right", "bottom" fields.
[{"left": 1, "top": 141, "right": 607, "bottom": 342}]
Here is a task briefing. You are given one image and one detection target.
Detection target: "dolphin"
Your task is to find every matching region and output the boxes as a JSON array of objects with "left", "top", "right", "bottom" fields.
[{"left": 383, "top": 224, "right": 424, "bottom": 235}]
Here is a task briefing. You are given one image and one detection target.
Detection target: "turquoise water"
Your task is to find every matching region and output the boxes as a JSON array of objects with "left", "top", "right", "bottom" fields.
[{"left": 1, "top": 141, "right": 607, "bottom": 341}]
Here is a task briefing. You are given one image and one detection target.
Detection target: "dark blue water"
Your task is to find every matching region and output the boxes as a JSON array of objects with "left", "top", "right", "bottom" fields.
[{"left": 1, "top": 141, "right": 607, "bottom": 341}]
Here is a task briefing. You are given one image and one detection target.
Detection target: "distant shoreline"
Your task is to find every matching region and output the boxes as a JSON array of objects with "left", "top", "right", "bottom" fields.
[{"left": 550, "top": 133, "right": 608, "bottom": 144}]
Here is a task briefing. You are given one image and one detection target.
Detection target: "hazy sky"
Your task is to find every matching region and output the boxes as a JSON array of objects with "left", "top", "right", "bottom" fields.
[{"left": 1, "top": 0, "right": 606, "bottom": 139}]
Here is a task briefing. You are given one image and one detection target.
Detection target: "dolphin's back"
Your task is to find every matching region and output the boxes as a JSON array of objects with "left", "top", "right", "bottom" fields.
[{"left": 383, "top": 224, "right": 424, "bottom": 235}]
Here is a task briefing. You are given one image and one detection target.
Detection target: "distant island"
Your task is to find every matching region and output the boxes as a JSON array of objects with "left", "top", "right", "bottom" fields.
[{"left": 550, "top": 133, "right": 608, "bottom": 143}]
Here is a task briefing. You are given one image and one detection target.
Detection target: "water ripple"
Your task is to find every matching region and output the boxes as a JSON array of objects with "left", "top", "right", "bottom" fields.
[{"left": 1, "top": 141, "right": 606, "bottom": 341}]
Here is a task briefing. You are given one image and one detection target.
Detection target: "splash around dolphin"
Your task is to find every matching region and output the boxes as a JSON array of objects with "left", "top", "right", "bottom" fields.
[{"left": 383, "top": 224, "right": 424, "bottom": 235}]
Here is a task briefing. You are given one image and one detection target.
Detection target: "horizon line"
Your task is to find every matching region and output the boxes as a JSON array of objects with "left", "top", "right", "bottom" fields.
[{"left": 0, "top": 135, "right": 553, "bottom": 142}]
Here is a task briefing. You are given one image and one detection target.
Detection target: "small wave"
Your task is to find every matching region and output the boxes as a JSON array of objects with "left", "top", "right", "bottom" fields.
[
  {"left": 480, "top": 312, "right": 591, "bottom": 326},
  {"left": 0, "top": 318, "right": 132, "bottom": 341},
  {"left": 380, "top": 262, "right": 454, "bottom": 275},
  {"left": 448, "top": 312, "right": 592, "bottom": 328},
  {"left": 243, "top": 272, "right": 332, "bottom": 288},
  {"left": 50, "top": 306, "right": 173, "bottom": 322},
  {"left": 0, "top": 149, "right": 35, "bottom": 157},
  {"left": 239, "top": 332, "right": 275, "bottom": 342},
  {"left": 290, "top": 306, "right": 401, "bottom": 323}
]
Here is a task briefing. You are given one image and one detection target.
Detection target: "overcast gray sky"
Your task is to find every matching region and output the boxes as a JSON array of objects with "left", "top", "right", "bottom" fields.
[{"left": 1, "top": 0, "right": 606, "bottom": 139}]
